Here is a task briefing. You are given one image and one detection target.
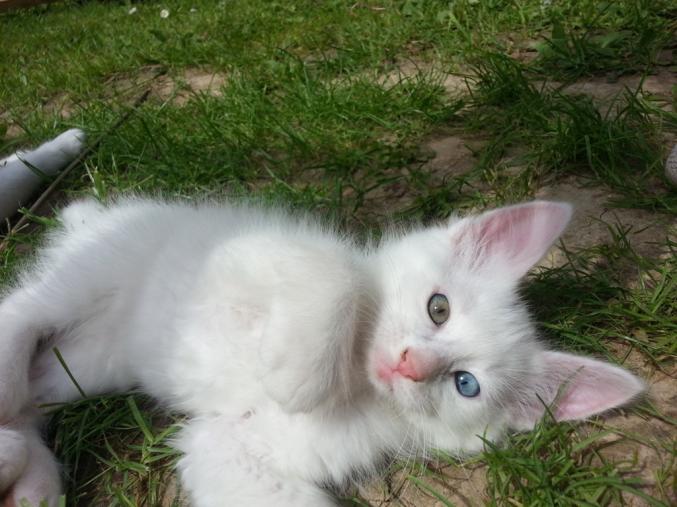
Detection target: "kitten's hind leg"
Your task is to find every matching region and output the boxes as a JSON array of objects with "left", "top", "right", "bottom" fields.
[
  {"left": 7, "top": 431, "right": 60, "bottom": 507},
  {"left": 176, "top": 416, "right": 336, "bottom": 507},
  {"left": 0, "top": 428, "right": 27, "bottom": 495},
  {"left": 0, "top": 414, "right": 60, "bottom": 507},
  {"left": 0, "top": 294, "right": 48, "bottom": 421},
  {"left": 29, "top": 324, "right": 135, "bottom": 408},
  {"left": 0, "top": 279, "right": 133, "bottom": 419},
  {"left": 0, "top": 283, "right": 77, "bottom": 420},
  {"left": 0, "top": 284, "right": 119, "bottom": 506}
]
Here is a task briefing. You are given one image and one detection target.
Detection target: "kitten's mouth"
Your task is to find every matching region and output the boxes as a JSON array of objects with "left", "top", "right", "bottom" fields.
[
  {"left": 376, "top": 363, "right": 396, "bottom": 384},
  {"left": 374, "top": 356, "right": 418, "bottom": 389},
  {"left": 372, "top": 356, "right": 398, "bottom": 390},
  {"left": 374, "top": 348, "right": 429, "bottom": 387}
]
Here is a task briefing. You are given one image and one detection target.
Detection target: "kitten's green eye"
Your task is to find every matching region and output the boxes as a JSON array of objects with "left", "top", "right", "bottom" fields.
[{"left": 427, "top": 293, "right": 450, "bottom": 325}]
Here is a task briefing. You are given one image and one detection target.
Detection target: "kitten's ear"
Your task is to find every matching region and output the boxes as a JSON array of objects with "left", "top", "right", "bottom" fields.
[
  {"left": 509, "top": 351, "right": 646, "bottom": 430},
  {"left": 458, "top": 201, "right": 573, "bottom": 279}
]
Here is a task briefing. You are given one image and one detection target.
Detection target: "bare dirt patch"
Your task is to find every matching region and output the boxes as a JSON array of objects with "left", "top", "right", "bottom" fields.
[
  {"left": 1, "top": 67, "right": 228, "bottom": 135},
  {"left": 536, "top": 178, "right": 676, "bottom": 268},
  {"left": 360, "top": 462, "right": 488, "bottom": 507},
  {"left": 106, "top": 66, "right": 227, "bottom": 106},
  {"left": 562, "top": 69, "right": 675, "bottom": 111},
  {"left": 0, "top": 111, "right": 25, "bottom": 141},
  {"left": 342, "top": 133, "right": 483, "bottom": 223},
  {"left": 423, "top": 136, "right": 477, "bottom": 177},
  {"left": 159, "top": 473, "right": 190, "bottom": 507},
  {"left": 380, "top": 59, "right": 469, "bottom": 96},
  {"left": 0, "top": 123, "right": 24, "bottom": 141},
  {"left": 43, "top": 91, "right": 76, "bottom": 119},
  {"left": 35, "top": 66, "right": 229, "bottom": 121}
]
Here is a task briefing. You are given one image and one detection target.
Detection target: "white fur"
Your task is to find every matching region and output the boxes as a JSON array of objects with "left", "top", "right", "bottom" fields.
[
  {"left": 0, "top": 198, "right": 644, "bottom": 506},
  {"left": 0, "top": 129, "right": 86, "bottom": 221}
]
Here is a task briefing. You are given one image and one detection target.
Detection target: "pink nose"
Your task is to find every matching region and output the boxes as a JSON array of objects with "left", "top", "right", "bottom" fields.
[{"left": 395, "top": 348, "right": 444, "bottom": 382}]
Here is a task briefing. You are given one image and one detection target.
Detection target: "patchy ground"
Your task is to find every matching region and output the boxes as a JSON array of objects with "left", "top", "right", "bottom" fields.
[
  {"left": 537, "top": 179, "right": 676, "bottom": 266},
  {"left": 42, "top": 67, "right": 229, "bottom": 119}
]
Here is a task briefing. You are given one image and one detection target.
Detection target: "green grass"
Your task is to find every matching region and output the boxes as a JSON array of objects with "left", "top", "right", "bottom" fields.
[
  {"left": 46, "top": 395, "right": 182, "bottom": 506},
  {"left": 533, "top": 0, "right": 674, "bottom": 79},
  {"left": 481, "top": 417, "right": 668, "bottom": 507},
  {"left": 1, "top": 0, "right": 675, "bottom": 506},
  {"left": 461, "top": 52, "right": 674, "bottom": 212},
  {"left": 528, "top": 230, "right": 676, "bottom": 364}
]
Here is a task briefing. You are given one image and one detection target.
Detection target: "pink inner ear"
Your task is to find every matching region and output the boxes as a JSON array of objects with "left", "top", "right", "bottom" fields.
[
  {"left": 543, "top": 352, "right": 646, "bottom": 422},
  {"left": 479, "top": 205, "right": 540, "bottom": 256},
  {"left": 471, "top": 201, "right": 572, "bottom": 278},
  {"left": 509, "top": 351, "right": 646, "bottom": 430}
]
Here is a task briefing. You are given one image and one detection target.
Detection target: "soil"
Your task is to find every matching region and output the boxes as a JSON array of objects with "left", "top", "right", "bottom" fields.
[
  {"left": 3, "top": 66, "right": 229, "bottom": 142},
  {"left": 536, "top": 179, "right": 676, "bottom": 268},
  {"left": 423, "top": 136, "right": 477, "bottom": 177},
  {"left": 382, "top": 59, "right": 470, "bottom": 96},
  {"left": 595, "top": 348, "right": 677, "bottom": 506},
  {"left": 104, "top": 66, "right": 227, "bottom": 107},
  {"left": 359, "top": 462, "right": 489, "bottom": 507},
  {"left": 561, "top": 68, "right": 676, "bottom": 109}
]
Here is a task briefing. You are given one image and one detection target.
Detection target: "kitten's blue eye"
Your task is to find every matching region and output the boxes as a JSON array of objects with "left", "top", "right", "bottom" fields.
[{"left": 454, "top": 371, "right": 480, "bottom": 397}]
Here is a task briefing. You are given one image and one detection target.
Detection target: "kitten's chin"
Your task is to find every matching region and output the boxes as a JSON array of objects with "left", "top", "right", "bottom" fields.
[{"left": 367, "top": 370, "right": 432, "bottom": 415}]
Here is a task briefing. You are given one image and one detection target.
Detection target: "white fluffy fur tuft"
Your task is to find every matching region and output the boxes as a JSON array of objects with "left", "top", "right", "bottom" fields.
[{"left": 0, "top": 198, "right": 644, "bottom": 506}]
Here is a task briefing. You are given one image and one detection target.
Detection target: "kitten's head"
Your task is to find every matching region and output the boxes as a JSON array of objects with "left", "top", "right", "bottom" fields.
[{"left": 368, "top": 201, "right": 644, "bottom": 453}]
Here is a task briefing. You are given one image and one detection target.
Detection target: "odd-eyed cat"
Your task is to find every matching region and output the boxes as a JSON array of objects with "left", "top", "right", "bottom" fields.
[{"left": 0, "top": 198, "right": 644, "bottom": 506}]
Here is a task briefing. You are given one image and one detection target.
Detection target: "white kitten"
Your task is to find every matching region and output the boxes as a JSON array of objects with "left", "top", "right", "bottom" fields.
[{"left": 0, "top": 199, "right": 644, "bottom": 506}]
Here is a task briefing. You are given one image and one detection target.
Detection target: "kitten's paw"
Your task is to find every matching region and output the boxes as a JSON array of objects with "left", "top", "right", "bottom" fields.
[
  {"left": 177, "top": 416, "right": 336, "bottom": 507},
  {"left": 2, "top": 428, "right": 61, "bottom": 507},
  {"left": 49, "top": 128, "right": 86, "bottom": 159},
  {"left": 0, "top": 429, "right": 28, "bottom": 494}
]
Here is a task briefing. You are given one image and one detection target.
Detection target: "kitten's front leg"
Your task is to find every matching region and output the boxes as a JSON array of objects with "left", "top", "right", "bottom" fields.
[
  {"left": 255, "top": 250, "right": 369, "bottom": 413},
  {"left": 261, "top": 276, "right": 368, "bottom": 413},
  {"left": 200, "top": 238, "right": 368, "bottom": 414},
  {"left": 176, "top": 415, "right": 336, "bottom": 507},
  {"left": 260, "top": 288, "right": 361, "bottom": 413}
]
